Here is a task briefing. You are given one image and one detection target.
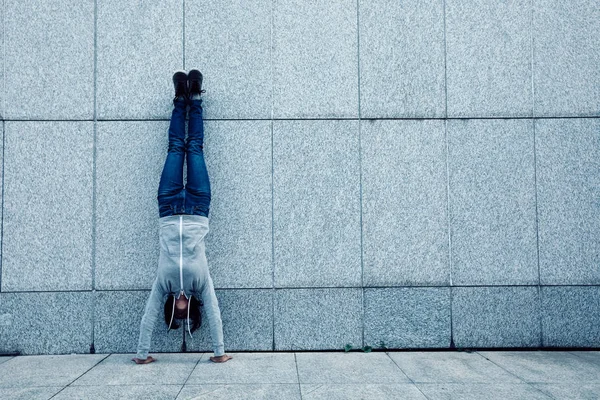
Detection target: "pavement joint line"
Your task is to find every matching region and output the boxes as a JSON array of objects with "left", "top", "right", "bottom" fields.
[
  {"left": 175, "top": 352, "right": 203, "bottom": 399},
  {"left": 384, "top": 351, "right": 432, "bottom": 400},
  {"left": 293, "top": 352, "right": 303, "bottom": 399},
  {"left": 473, "top": 350, "right": 535, "bottom": 385},
  {"left": 47, "top": 353, "right": 111, "bottom": 400}
]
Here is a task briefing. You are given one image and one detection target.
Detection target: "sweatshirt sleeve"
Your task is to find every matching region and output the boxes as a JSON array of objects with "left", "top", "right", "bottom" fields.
[
  {"left": 201, "top": 275, "right": 225, "bottom": 356},
  {"left": 135, "top": 277, "right": 164, "bottom": 360}
]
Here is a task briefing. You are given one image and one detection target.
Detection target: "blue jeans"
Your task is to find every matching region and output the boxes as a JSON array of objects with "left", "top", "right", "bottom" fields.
[{"left": 157, "top": 98, "right": 211, "bottom": 218}]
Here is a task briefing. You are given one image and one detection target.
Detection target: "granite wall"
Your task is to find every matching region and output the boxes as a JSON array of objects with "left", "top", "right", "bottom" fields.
[{"left": 0, "top": 0, "right": 598, "bottom": 355}]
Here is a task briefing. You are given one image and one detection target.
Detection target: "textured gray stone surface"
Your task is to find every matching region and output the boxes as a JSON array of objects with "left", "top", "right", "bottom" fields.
[
  {"left": 532, "top": 383, "right": 600, "bottom": 400},
  {"left": 56, "top": 385, "right": 182, "bottom": 400},
  {"left": 186, "top": 289, "right": 273, "bottom": 352},
  {"left": 295, "top": 352, "right": 409, "bottom": 384},
  {"left": 0, "top": 355, "right": 103, "bottom": 387},
  {"left": 301, "top": 384, "right": 426, "bottom": 400},
  {"left": 362, "top": 120, "right": 448, "bottom": 286},
  {"left": 541, "top": 286, "right": 600, "bottom": 347},
  {"left": 185, "top": 0, "right": 271, "bottom": 119},
  {"left": 0, "top": 123, "right": 3, "bottom": 283},
  {"left": 479, "top": 351, "right": 600, "bottom": 382},
  {"left": 203, "top": 121, "right": 272, "bottom": 289},
  {"left": 2, "top": 122, "right": 94, "bottom": 292},
  {"left": 3, "top": 0, "right": 94, "bottom": 119},
  {"left": 536, "top": 119, "right": 600, "bottom": 285},
  {"left": 273, "top": 0, "right": 358, "bottom": 118},
  {"left": 0, "top": 387, "right": 64, "bottom": 400},
  {"left": 452, "top": 286, "right": 541, "bottom": 348},
  {"left": 364, "top": 288, "right": 451, "bottom": 349},
  {"left": 387, "top": 352, "right": 521, "bottom": 383},
  {"left": 416, "top": 383, "right": 552, "bottom": 399},
  {"left": 446, "top": 0, "right": 532, "bottom": 117},
  {"left": 93, "top": 289, "right": 182, "bottom": 354},
  {"left": 72, "top": 353, "right": 199, "bottom": 386},
  {"left": 533, "top": 0, "right": 600, "bottom": 116},
  {"left": 186, "top": 353, "right": 297, "bottom": 384},
  {"left": 448, "top": 119, "right": 537, "bottom": 285},
  {"left": 273, "top": 120, "right": 361, "bottom": 287},
  {"left": 0, "top": 292, "right": 93, "bottom": 355},
  {"left": 95, "top": 121, "right": 167, "bottom": 290},
  {"left": 359, "top": 0, "right": 445, "bottom": 118},
  {"left": 178, "top": 384, "right": 301, "bottom": 400},
  {"left": 97, "top": 1, "right": 183, "bottom": 119},
  {"left": 274, "top": 289, "right": 362, "bottom": 350}
]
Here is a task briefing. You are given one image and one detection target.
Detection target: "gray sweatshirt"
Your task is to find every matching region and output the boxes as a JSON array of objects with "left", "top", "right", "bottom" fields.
[{"left": 135, "top": 214, "right": 225, "bottom": 359}]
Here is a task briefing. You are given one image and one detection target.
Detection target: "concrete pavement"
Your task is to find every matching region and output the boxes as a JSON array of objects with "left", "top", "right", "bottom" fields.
[{"left": 0, "top": 350, "right": 599, "bottom": 399}]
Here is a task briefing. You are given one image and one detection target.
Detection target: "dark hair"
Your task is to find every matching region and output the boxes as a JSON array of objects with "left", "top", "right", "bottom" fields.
[{"left": 164, "top": 294, "right": 203, "bottom": 333}]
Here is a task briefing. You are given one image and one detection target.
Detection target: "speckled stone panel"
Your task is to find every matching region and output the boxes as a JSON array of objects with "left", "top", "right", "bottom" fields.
[
  {"left": 203, "top": 121, "right": 272, "bottom": 289},
  {"left": 364, "top": 288, "right": 451, "bottom": 349},
  {"left": 273, "top": 121, "right": 361, "bottom": 288},
  {"left": 56, "top": 385, "right": 183, "bottom": 400},
  {"left": 185, "top": 0, "right": 271, "bottom": 119},
  {"left": 274, "top": 288, "right": 362, "bottom": 350},
  {"left": 97, "top": 1, "right": 183, "bottom": 119},
  {"left": 359, "top": 0, "right": 445, "bottom": 118},
  {"left": 4, "top": 0, "right": 94, "bottom": 119},
  {"left": 95, "top": 121, "right": 168, "bottom": 290},
  {"left": 94, "top": 289, "right": 185, "bottom": 354},
  {"left": 452, "top": 286, "right": 541, "bottom": 348},
  {"left": 448, "top": 119, "right": 538, "bottom": 285},
  {"left": 186, "top": 289, "right": 273, "bottom": 352},
  {"left": 0, "top": 8, "right": 4, "bottom": 120},
  {"left": 446, "top": 0, "right": 532, "bottom": 117},
  {"left": 0, "top": 292, "right": 93, "bottom": 355},
  {"left": 362, "top": 120, "right": 448, "bottom": 286},
  {"left": 2, "top": 122, "right": 93, "bottom": 291},
  {"left": 536, "top": 119, "right": 600, "bottom": 285},
  {"left": 541, "top": 286, "right": 600, "bottom": 347},
  {"left": 533, "top": 0, "right": 600, "bottom": 116},
  {"left": 273, "top": 0, "right": 358, "bottom": 118},
  {"left": 0, "top": 123, "right": 3, "bottom": 284}
]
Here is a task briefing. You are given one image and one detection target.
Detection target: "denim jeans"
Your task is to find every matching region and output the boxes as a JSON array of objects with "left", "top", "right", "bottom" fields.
[{"left": 157, "top": 98, "right": 211, "bottom": 218}]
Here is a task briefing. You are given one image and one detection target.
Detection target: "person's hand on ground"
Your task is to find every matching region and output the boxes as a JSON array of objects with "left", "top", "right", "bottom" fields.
[
  {"left": 210, "top": 354, "right": 232, "bottom": 363},
  {"left": 131, "top": 356, "right": 156, "bottom": 364}
]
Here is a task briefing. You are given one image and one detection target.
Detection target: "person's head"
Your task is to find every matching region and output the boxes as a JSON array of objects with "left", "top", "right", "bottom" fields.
[{"left": 164, "top": 294, "right": 202, "bottom": 332}]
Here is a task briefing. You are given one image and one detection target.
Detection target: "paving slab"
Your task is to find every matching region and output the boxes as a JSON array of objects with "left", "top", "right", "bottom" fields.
[
  {"left": 295, "top": 352, "right": 410, "bottom": 384},
  {"left": 300, "top": 383, "right": 427, "bottom": 399},
  {"left": 364, "top": 288, "right": 451, "bottom": 349},
  {"left": 359, "top": 0, "right": 445, "bottom": 118},
  {"left": 2, "top": 122, "right": 94, "bottom": 291},
  {"left": 361, "top": 119, "right": 448, "bottom": 286},
  {"left": 0, "top": 354, "right": 106, "bottom": 388},
  {"left": 533, "top": 0, "right": 600, "bottom": 116},
  {"left": 541, "top": 286, "right": 600, "bottom": 347},
  {"left": 71, "top": 353, "right": 200, "bottom": 386},
  {"left": 54, "top": 385, "right": 182, "bottom": 400},
  {"left": 447, "top": 119, "right": 537, "bottom": 285},
  {"left": 203, "top": 121, "right": 272, "bottom": 289},
  {"left": 4, "top": 0, "right": 94, "bottom": 119},
  {"left": 186, "top": 353, "right": 298, "bottom": 384},
  {"left": 273, "top": 0, "right": 358, "bottom": 118},
  {"left": 568, "top": 351, "right": 600, "bottom": 365},
  {"left": 446, "top": 0, "right": 532, "bottom": 117},
  {"left": 274, "top": 289, "right": 362, "bottom": 350},
  {"left": 416, "top": 383, "right": 552, "bottom": 399},
  {"left": 478, "top": 351, "right": 600, "bottom": 383},
  {"left": 0, "top": 292, "right": 93, "bottom": 355},
  {"left": 95, "top": 121, "right": 168, "bottom": 290},
  {"left": 535, "top": 118, "right": 600, "bottom": 285},
  {"left": 185, "top": 0, "right": 271, "bottom": 119},
  {"left": 531, "top": 383, "right": 600, "bottom": 400},
  {"left": 273, "top": 120, "right": 361, "bottom": 288},
  {"left": 0, "top": 356, "right": 14, "bottom": 365},
  {"left": 0, "top": 387, "right": 64, "bottom": 400},
  {"left": 97, "top": 1, "right": 182, "bottom": 119},
  {"left": 177, "top": 384, "right": 301, "bottom": 399},
  {"left": 452, "top": 286, "right": 541, "bottom": 348},
  {"left": 387, "top": 351, "right": 522, "bottom": 383}
]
